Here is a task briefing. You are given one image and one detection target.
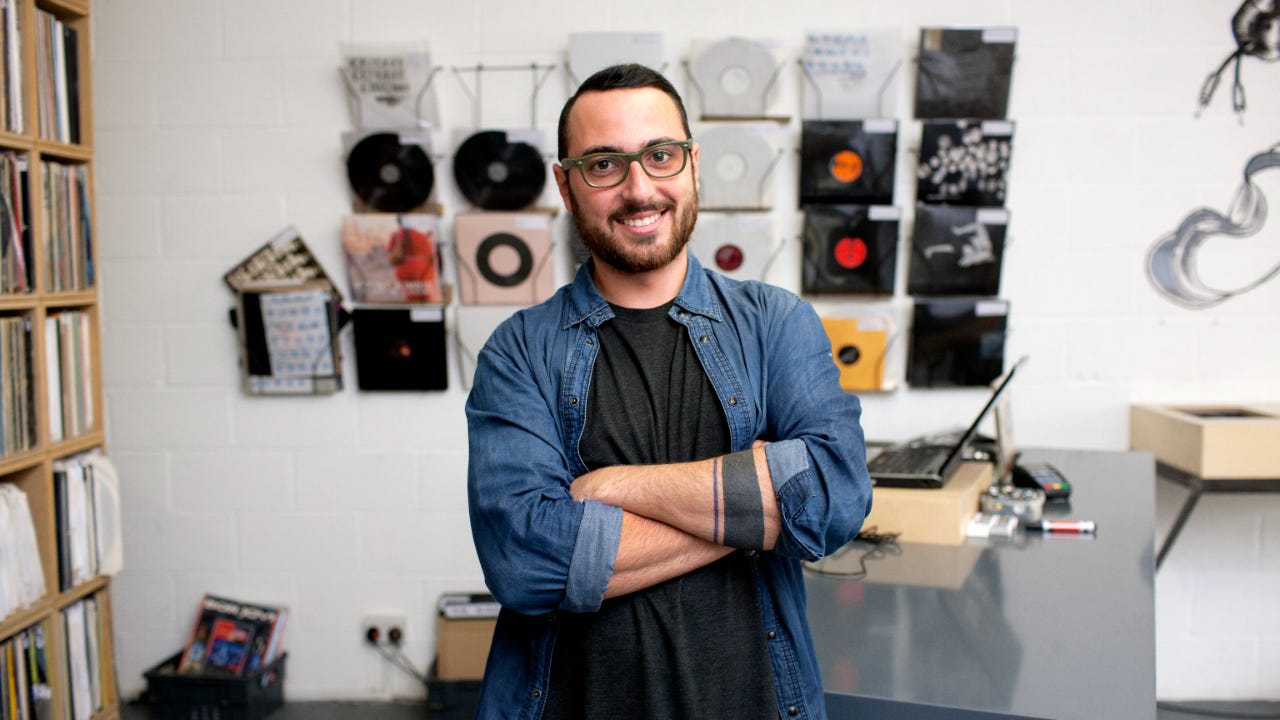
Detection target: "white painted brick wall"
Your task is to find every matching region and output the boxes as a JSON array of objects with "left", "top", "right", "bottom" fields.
[{"left": 91, "top": 0, "right": 1280, "bottom": 703}]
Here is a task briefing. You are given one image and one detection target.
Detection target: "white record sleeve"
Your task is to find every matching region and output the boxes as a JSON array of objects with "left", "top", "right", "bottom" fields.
[
  {"left": 800, "top": 30, "right": 905, "bottom": 120},
  {"left": 688, "top": 37, "right": 786, "bottom": 118},
  {"left": 688, "top": 212, "right": 779, "bottom": 282},
  {"left": 695, "top": 122, "right": 780, "bottom": 210}
]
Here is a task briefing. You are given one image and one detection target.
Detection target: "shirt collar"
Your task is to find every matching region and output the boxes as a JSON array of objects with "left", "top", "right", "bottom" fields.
[{"left": 562, "top": 251, "right": 723, "bottom": 329}]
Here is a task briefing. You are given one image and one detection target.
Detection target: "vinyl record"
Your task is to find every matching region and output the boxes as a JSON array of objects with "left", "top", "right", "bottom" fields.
[
  {"left": 916, "top": 120, "right": 1013, "bottom": 207},
  {"left": 697, "top": 123, "right": 777, "bottom": 210},
  {"left": 690, "top": 37, "right": 781, "bottom": 117},
  {"left": 345, "top": 132, "right": 434, "bottom": 212},
  {"left": 799, "top": 120, "right": 897, "bottom": 205},
  {"left": 453, "top": 131, "right": 547, "bottom": 211},
  {"left": 802, "top": 205, "right": 899, "bottom": 295}
]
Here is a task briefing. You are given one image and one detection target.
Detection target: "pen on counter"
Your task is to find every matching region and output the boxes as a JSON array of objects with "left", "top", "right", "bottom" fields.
[{"left": 1029, "top": 520, "right": 1096, "bottom": 534}]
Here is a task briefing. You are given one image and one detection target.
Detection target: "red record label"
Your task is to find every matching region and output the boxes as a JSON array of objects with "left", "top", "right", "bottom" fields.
[{"left": 833, "top": 236, "right": 867, "bottom": 269}]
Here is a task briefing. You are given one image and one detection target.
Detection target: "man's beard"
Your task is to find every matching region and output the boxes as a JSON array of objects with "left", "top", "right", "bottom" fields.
[{"left": 569, "top": 190, "right": 698, "bottom": 274}]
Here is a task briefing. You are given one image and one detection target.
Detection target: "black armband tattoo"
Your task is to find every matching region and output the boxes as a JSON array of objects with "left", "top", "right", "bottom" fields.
[{"left": 718, "top": 449, "right": 765, "bottom": 550}]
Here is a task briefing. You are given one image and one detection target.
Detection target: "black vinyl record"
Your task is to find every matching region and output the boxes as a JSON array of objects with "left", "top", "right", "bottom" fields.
[
  {"left": 346, "top": 133, "right": 434, "bottom": 212},
  {"left": 352, "top": 307, "right": 448, "bottom": 391},
  {"left": 799, "top": 120, "right": 897, "bottom": 205},
  {"left": 908, "top": 204, "right": 1008, "bottom": 296},
  {"left": 907, "top": 297, "right": 1008, "bottom": 388},
  {"left": 801, "top": 205, "right": 899, "bottom": 296},
  {"left": 916, "top": 120, "right": 1013, "bottom": 207},
  {"left": 453, "top": 131, "right": 547, "bottom": 210}
]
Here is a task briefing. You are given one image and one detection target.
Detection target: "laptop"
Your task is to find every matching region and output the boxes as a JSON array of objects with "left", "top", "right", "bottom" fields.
[{"left": 867, "top": 356, "right": 1025, "bottom": 489}]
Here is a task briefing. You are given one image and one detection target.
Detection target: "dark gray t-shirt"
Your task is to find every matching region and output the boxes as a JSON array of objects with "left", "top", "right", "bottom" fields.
[{"left": 542, "top": 303, "right": 778, "bottom": 720}]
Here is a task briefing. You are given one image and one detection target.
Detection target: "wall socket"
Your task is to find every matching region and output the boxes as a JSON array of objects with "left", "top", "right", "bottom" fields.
[{"left": 362, "top": 613, "right": 407, "bottom": 646}]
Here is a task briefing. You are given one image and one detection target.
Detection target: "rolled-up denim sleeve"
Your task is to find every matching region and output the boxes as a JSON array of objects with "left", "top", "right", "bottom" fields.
[
  {"left": 761, "top": 298, "right": 873, "bottom": 561},
  {"left": 466, "top": 324, "right": 621, "bottom": 616}
]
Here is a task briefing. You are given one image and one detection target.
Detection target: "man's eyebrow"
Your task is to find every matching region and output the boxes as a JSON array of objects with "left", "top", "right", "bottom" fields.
[{"left": 576, "top": 138, "right": 681, "bottom": 157}]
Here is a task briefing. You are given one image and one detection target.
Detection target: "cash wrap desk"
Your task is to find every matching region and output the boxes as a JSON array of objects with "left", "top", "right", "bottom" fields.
[{"left": 806, "top": 449, "right": 1157, "bottom": 720}]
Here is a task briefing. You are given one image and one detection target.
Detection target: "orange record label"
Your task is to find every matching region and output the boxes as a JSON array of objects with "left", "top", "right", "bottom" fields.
[{"left": 829, "top": 150, "right": 864, "bottom": 184}]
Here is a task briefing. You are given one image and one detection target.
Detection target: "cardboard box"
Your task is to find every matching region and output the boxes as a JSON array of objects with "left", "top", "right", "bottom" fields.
[
  {"left": 1130, "top": 404, "right": 1280, "bottom": 479},
  {"left": 863, "top": 461, "right": 994, "bottom": 545},
  {"left": 436, "top": 615, "right": 497, "bottom": 680}
]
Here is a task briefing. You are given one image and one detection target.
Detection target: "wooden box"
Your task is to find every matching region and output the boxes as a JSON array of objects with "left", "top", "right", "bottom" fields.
[
  {"left": 863, "top": 461, "right": 994, "bottom": 545},
  {"left": 1130, "top": 404, "right": 1280, "bottom": 479}
]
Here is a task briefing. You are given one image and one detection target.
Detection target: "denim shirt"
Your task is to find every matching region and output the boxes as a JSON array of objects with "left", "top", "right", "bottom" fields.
[{"left": 465, "top": 253, "right": 872, "bottom": 720}]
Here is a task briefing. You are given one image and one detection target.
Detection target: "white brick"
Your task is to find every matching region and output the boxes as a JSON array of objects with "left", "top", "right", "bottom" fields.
[
  {"left": 92, "top": 0, "right": 220, "bottom": 62},
  {"left": 220, "top": 128, "right": 349, "bottom": 195},
  {"left": 231, "top": 395, "right": 360, "bottom": 448},
  {"left": 107, "top": 389, "right": 233, "bottom": 449},
  {"left": 156, "top": 62, "right": 284, "bottom": 128},
  {"left": 100, "top": 325, "right": 166, "bottom": 387},
  {"left": 294, "top": 452, "right": 418, "bottom": 511},
  {"left": 93, "top": 62, "right": 158, "bottom": 129},
  {"left": 168, "top": 450, "right": 293, "bottom": 511},
  {"left": 239, "top": 514, "right": 361, "bottom": 573},
  {"left": 417, "top": 450, "right": 469, "bottom": 510},
  {"left": 1156, "top": 635, "right": 1259, "bottom": 700},
  {"left": 96, "top": 195, "right": 162, "bottom": 259},
  {"left": 160, "top": 194, "right": 286, "bottom": 259},
  {"left": 221, "top": 0, "right": 349, "bottom": 60},
  {"left": 294, "top": 575, "right": 423, "bottom": 635},
  {"left": 94, "top": 130, "right": 221, "bottom": 195},
  {"left": 164, "top": 325, "right": 239, "bottom": 386},
  {"left": 360, "top": 511, "right": 479, "bottom": 576},
  {"left": 122, "top": 512, "right": 238, "bottom": 572},
  {"left": 110, "top": 450, "right": 170, "bottom": 512},
  {"left": 355, "top": 392, "right": 469, "bottom": 449},
  {"left": 281, "top": 62, "right": 352, "bottom": 127}
]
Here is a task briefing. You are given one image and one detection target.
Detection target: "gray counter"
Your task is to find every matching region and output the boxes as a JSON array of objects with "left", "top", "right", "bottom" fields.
[{"left": 807, "top": 449, "right": 1156, "bottom": 720}]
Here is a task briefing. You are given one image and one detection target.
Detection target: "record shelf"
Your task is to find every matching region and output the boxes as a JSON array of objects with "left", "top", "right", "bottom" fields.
[{"left": 0, "top": 0, "right": 118, "bottom": 718}]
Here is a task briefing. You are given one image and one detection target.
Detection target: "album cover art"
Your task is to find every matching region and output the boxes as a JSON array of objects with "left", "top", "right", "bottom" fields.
[
  {"left": 916, "top": 120, "right": 1014, "bottom": 207},
  {"left": 342, "top": 213, "right": 443, "bottom": 304},
  {"left": 914, "top": 27, "right": 1017, "bottom": 120},
  {"left": 820, "top": 315, "right": 890, "bottom": 392},
  {"left": 801, "top": 30, "right": 905, "bottom": 120},
  {"left": 908, "top": 205, "right": 1008, "bottom": 296},
  {"left": 340, "top": 44, "right": 438, "bottom": 130},
  {"left": 799, "top": 119, "right": 897, "bottom": 205},
  {"left": 801, "top": 205, "right": 900, "bottom": 296},
  {"left": 454, "top": 211, "right": 556, "bottom": 305},
  {"left": 906, "top": 297, "right": 1008, "bottom": 388}
]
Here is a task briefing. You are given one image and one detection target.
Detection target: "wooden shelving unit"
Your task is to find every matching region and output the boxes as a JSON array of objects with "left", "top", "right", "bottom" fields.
[{"left": 0, "top": 0, "right": 116, "bottom": 717}]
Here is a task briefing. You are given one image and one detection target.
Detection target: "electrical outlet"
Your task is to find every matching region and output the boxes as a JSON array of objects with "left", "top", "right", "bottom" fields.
[{"left": 362, "top": 613, "right": 407, "bottom": 646}]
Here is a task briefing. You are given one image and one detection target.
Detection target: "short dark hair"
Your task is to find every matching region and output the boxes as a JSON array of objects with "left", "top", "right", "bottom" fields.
[{"left": 557, "top": 63, "right": 692, "bottom": 161}]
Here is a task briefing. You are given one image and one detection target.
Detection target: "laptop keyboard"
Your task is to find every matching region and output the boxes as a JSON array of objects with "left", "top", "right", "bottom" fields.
[{"left": 867, "top": 446, "right": 950, "bottom": 474}]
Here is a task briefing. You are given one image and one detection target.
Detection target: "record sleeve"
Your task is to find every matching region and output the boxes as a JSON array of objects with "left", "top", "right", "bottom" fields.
[
  {"left": 340, "top": 44, "right": 438, "bottom": 130},
  {"left": 352, "top": 306, "right": 447, "bottom": 391},
  {"left": 802, "top": 205, "right": 900, "bottom": 296},
  {"left": 801, "top": 30, "right": 905, "bottom": 120},
  {"left": 820, "top": 315, "right": 890, "bottom": 392},
  {"left": 914, "top": 27, "right": 1017, "bottom": 120},
  {"left": 454, "top": 211, "right": 556, "bottom": 305},
  {"left": 341, "top": 213, "right": 444, "bottom": 304},
  {"left": 799, "top": 119, "right": 898, "bottom": 205},
  {"left": 906, "top": 297, "right": 1008, "bottom": 388},
  {"left": 689, "top": 37, "right": 785, "bottom": 118},
  {"left": 908, "top": 205, "right": 1008, "bottom": 296},
  {"left": 235, "top": 281, "right": 343, "bottom": 396},
  {"left": 688, "top": 212, "right": 778, "bottom": 282},
  {"left": 696, "top": 122, "right": 780, "bottom": 210},
  {"left": 568, "top": 32, "right": 664, "bottom": 85},
  {"left": 223, "top": 226, "right": 342, "bottom": 301},
  {"left": 344, "top": 130, "right": 434, "bottom": 213},
  {"left": 916, "top": 120, "right": 1014, "bottom": 207},
  {"left": 453, "top": 130, "right": 547, "bottom": 211}
]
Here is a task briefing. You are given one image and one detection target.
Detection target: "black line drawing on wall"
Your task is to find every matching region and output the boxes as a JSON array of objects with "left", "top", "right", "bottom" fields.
[{"left": 1197, "top": 0, "right": 1279, "bottom": 116}]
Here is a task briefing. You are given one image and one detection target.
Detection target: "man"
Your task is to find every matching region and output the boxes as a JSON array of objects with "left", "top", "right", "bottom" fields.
[{"left": 465, "top": 64, "right": 872, "bottom": 720}]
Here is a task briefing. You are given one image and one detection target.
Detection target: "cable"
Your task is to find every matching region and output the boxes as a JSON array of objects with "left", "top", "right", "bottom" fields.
[
  {"left": 802, "top": 527, "right": 901, "bottom": 580},
  {"left": 373, "top": 641, "right": 428, "bottom": 684},
  {"left": 1157, "top": 700, "right": 1280, "bottom": 719}
]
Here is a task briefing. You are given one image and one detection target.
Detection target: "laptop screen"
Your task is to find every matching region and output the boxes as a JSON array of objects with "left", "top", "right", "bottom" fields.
[{"left": 937, "top": 356, "right": 1027, "bottom": 475}]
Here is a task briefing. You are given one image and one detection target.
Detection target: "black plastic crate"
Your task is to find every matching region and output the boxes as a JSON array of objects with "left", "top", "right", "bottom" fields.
[
  {"left": 142, "top": 651, "right": 286, "bottom": 720},
  {"left": 425, "top": 661, "right": 480, "bottom": 720}
]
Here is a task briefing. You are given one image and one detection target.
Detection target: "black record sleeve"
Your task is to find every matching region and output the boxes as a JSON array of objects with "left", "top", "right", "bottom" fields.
[
  {"left": 908, "top": 204, "right": 1008, "bottom": 296},
  {"left": 352, "top": 306, "right": 448, "bottom": 391},
  {"left": 798, "top": 120, "right": 897, "bottom": 205},
  {"left": 916, "top": 120, "right": 1014, "bottom": 207},
  {"left": 914, "top": 27, "right": 1017, "bottom": 120},
  {"left": 453, "top": 130, "right": 547, "bottom": 211},
  {"left": 801, "top": 205, "right": 899, "bottom": 296},
  {"left": 906, "top": 297, "right": 1008, "bottom": 388}
]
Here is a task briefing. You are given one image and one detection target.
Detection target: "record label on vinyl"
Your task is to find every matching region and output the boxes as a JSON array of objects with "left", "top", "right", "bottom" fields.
[
  {"left": 453, "top": 130, "right": 547, "bottom": 211},
  {"left": 689, "top": 213, "right": 777, "bottom": 281},
  {"left": 345, "top": 132, "right": 434, "bottom": 212},
  {"left": 802, "top": 205, "right": 899, "bottom": 295},
  {"left": 799, "top": 120, "right": 897, "bottom": 205}
]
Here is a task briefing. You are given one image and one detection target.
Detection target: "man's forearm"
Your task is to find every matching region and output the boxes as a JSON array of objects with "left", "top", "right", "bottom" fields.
[
  {"left": 571, "top": 446, "right": 781, "bottom": 551},
  {"left": 605, "top": 511, "right": 733, "bottom": 598}
]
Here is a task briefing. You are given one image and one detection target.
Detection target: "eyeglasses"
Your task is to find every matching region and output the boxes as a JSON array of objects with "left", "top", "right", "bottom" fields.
[{"left": 560, "top": 140, "right": 693, "bottom": 189}]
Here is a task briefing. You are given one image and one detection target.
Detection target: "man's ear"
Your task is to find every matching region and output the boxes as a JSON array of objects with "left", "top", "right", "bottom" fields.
[
  {"left": 690, "top": 142, "right": 701, "bottom": 193},
  {"left": 553, "top": 164, "right": 573, "bottom": 213}
]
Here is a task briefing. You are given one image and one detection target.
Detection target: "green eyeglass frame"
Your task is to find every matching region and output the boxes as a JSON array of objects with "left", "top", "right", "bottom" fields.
[{"left": 560, "top": 140, "right": 694, "bottom": 188}]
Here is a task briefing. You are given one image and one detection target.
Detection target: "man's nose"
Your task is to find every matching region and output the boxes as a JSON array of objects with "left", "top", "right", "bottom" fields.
[{"left": 618, "top": 159, "right": 655, "bottom": 199}]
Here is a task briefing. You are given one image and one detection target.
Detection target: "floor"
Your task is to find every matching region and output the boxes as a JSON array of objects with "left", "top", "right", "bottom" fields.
[{"left": 119, "top": 699, "right": 1280, "bottom": 719}]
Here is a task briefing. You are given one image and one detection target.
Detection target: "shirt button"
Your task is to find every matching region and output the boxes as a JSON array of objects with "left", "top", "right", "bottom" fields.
[
  {"left": 586, "top": 338, "right": 594, "bottom": 346},
  {"left": 787, "top": 706, "right": 798, "bottom": 716},
  {"left": 699, "top": 335, "right": 709, "bottom": 343},
  {"left": 547, "top": 612, "right": 557, "bottom": 622},
  {"left": 569, "top": 397, "right": 579, "bottom": 405},
  {"left": 767, "top": 631, "right": 777, "bottom": 640},
  {"left": 727, "top": 396, "right": 738, "bottom": 406},
  {"left": 533, "top": 689, "right": 542, "bottom": 698}
]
